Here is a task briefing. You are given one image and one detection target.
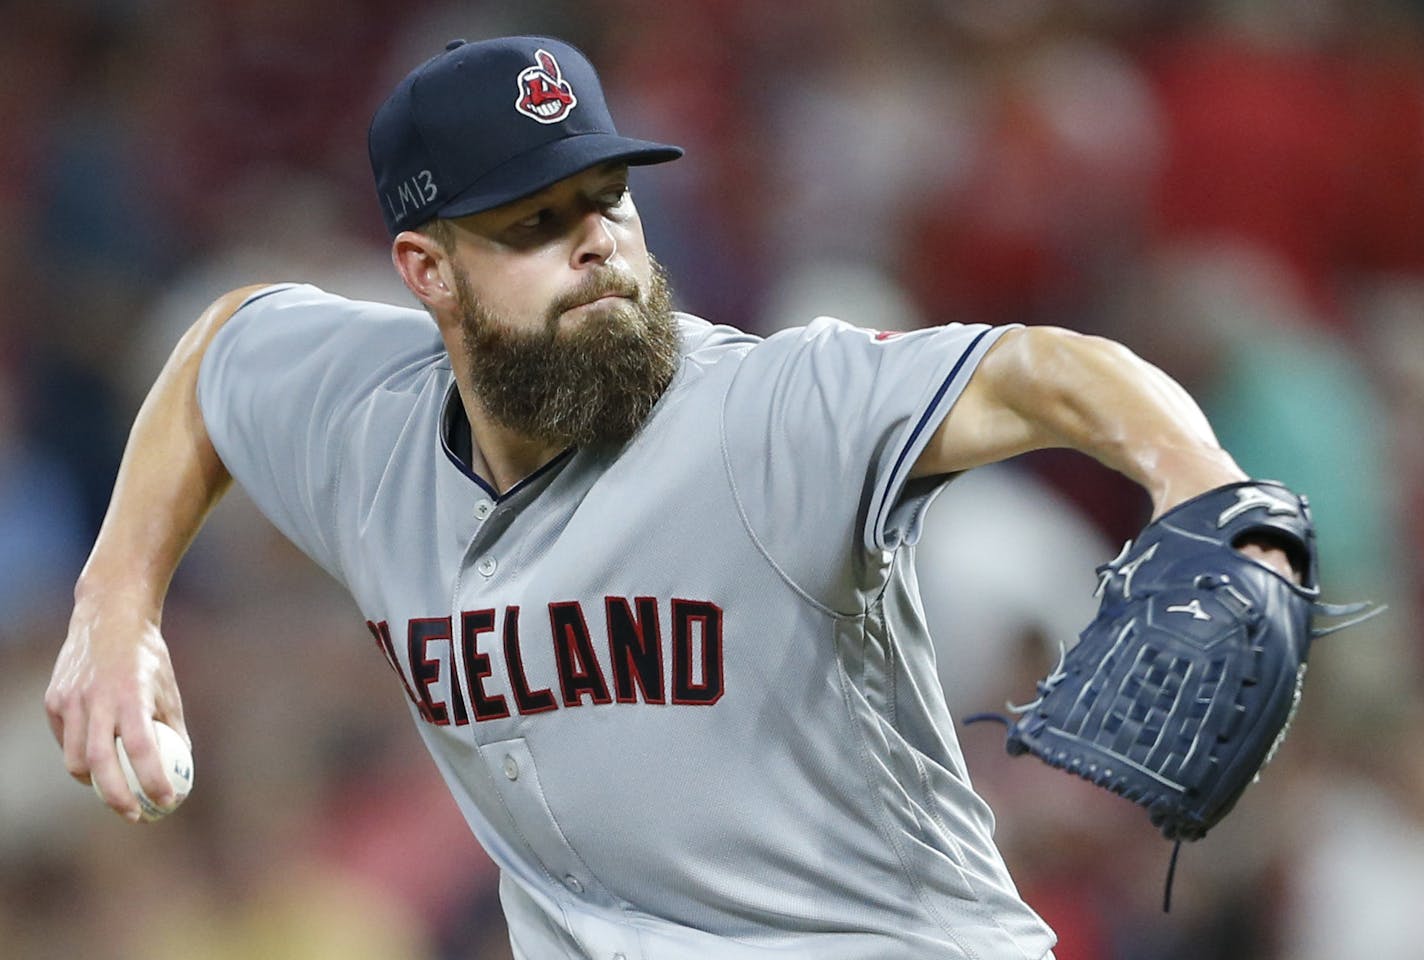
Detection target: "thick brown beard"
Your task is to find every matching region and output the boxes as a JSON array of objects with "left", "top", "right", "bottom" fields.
[{"left": 454, "top": 258, "right": 680, "bottom": 450}]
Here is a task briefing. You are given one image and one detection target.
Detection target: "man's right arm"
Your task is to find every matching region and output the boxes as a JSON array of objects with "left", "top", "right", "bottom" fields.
[{"left": 44, "top": 284, "right": 270, "bottom": 821}]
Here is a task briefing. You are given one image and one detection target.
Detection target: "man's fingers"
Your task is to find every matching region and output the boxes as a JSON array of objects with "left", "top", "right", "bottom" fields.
[
  {"left": 1237, "top": 541, "right": 1300, "bottom": 584},
  {"left": 43, "top": 685, "right": 68, "bottom": 749},
  {"left": 86, "top": 711, "right": 140, "bottom": 822},
  {"left": 44, "top": 688, "right": 84, "bottom": 778},
  {"left": 45, "top": 708, "right": 65, "bottom": 751},
  {"left": 154, "top": 686, "right": 188, "bottom": 746},
  {"left": 118, "top": 712, "right": 174, "bottom": 808},
  {"left": 57, "top": 701, "right": 93, "bottom": 785}
]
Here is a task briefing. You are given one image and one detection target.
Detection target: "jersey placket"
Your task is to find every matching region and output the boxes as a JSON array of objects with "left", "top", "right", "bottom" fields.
[{"left": 446, "top": 464, "right": 640, "bottom": 957}]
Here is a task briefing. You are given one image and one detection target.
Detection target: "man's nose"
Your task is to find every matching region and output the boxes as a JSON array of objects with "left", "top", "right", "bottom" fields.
[{"left": 571, "top": 209, "right": 617, "bottom": 267}]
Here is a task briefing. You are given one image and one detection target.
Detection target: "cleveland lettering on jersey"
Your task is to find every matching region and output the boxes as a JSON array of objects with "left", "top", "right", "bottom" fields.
[{"left": 365, "top": 595, "right": 724, "bottom": 724}]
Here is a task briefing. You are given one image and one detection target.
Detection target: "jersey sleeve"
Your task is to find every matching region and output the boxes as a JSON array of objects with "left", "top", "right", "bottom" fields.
[
  {"left": 719, "top": 318, "right": 1013, "bottom": 608},
  {"left": 197, "top": 283, "right": 443, "bottom": 582}
]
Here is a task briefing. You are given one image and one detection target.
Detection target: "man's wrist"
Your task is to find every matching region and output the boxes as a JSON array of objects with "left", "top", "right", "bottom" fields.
[
  {"left": 1144, "top": 448, "right": 1248, "bottom": 519},
  {"left": 73, "top": 562, "right": 168, "bottom": 622}
]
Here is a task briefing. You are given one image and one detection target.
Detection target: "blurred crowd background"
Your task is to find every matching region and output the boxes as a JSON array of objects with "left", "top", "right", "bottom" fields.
[{"left": 3, "top": 0, "right": 1424, "bottom": 958}]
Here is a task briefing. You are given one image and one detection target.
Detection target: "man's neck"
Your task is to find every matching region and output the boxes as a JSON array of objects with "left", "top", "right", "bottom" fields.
[{"left": 461, "top": 391, "right": 567, "bottom": 495}]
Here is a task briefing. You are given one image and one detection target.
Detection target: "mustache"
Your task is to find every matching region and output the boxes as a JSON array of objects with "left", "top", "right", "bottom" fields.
[{"left": 546, "top": 269, "right": 641, "bottom": 320}]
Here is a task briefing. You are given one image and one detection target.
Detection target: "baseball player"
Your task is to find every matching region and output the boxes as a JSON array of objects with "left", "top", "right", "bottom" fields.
[{"left": 46, "top": 36, "right": 1297, "bottom": 959}]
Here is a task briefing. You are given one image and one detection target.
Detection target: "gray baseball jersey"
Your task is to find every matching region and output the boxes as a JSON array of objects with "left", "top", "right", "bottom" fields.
[{"left": 197, "top": 283, "right": 1056, "bottom": 960}]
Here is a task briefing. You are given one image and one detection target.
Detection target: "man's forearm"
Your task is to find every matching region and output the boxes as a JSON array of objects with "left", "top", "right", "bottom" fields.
[
  {"left": 995, "top": 326, "right": 1245, "bottom": 515},
  {"left": 75, "top": 286, "right": 266, "bottom": 613},
  {"left": 916, "top": 326, "right": 1245, "bottom": 516}
]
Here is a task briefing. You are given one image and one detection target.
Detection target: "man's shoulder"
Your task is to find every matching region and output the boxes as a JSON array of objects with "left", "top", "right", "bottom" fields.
[
  {"left": 210, "top": 282, "right": 449, "bottom": 402},
  {"left": 673, "top": 312, "right": 760, "bottom": 357},
  {"left": 230, "top": 281, "right": 442, "bottom": 354},
  {"left": 233, "top": 282, "right": 435, "bottom": 333},
  {"left": 670, "top": 313, "right": 894, "bottom": 395}
]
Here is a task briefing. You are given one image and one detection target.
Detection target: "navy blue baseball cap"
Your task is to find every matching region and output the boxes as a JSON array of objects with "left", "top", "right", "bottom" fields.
[{"left": 369, "top": 36, "right": 683, "bottom": 237}]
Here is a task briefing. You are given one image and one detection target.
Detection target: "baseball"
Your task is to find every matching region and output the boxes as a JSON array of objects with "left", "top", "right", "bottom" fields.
[{"left": 93, "top": 720, "right": 194, "bottom": 821}]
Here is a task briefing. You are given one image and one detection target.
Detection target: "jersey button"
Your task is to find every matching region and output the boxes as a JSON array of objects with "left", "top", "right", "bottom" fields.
[
  {"left": 563, "top": 874, "right": 583, "bottom": 894},
  {"left": 502, "top": 755, "right": 518, "bottom": 781},
  {"left": 477, "top": 556, "right": 497, "bottom": 577},
  {"left": 474, "top": 499, "right": 494, "bottom": 520}
]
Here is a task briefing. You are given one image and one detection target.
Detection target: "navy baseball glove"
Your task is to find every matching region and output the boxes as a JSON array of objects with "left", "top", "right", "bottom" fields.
[{"left": 966, "top": 480, "right": 1376, "bottom": 903}]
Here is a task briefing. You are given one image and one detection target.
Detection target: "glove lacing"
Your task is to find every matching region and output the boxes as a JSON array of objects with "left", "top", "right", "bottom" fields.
[
  {"left": 1310, "top": 599, "right": 1385, "bottom": 637},
  {"left": 961, "top": 641, "right": 1069, "bottom": 729}
]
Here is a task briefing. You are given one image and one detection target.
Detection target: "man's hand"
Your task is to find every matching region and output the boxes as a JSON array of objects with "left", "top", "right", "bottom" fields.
[
  {"left": 1237, "top": 540, "right": 1301, "bottom": 584},
  {"left": 45, "top": 596, "right": 186, "bottom": 822}
]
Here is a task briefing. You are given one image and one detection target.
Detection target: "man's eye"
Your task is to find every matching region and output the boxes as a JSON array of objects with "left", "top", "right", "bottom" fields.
[
  {"left": 516, "top": 210, "right": 552, "bottom": 230},
  {"left": 600, "top": 186, "right": 630, "bottom": 209}
]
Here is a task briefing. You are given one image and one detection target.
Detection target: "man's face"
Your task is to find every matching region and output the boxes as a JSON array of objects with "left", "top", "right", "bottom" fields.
[{"left": 440, "top": 164, "right": 680, "bottom": 449}]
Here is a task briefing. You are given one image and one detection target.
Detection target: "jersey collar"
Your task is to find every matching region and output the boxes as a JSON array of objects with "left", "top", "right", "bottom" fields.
[{"left": 438, "top": 380, "right": 574, "bottom": 501}]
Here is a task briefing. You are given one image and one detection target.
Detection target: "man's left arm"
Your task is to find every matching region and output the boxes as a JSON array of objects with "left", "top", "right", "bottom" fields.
[{"left": 914, "top": 325, "right": 1290, "bottom": 574}]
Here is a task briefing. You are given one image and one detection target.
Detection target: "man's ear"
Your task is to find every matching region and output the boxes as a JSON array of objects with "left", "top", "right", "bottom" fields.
[{"left": 391, "top": 230, "right": 456, "bottom": 312}]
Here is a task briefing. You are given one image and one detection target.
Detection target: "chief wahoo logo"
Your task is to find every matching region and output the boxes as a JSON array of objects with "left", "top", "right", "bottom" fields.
[{"left": 515, "top": 49, "right": 578, "bottom": 123}]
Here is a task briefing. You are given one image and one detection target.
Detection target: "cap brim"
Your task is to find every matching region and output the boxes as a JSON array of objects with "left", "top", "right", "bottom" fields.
[{"left": 433, "top": 133, "right": 683, "bottom": 220}]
